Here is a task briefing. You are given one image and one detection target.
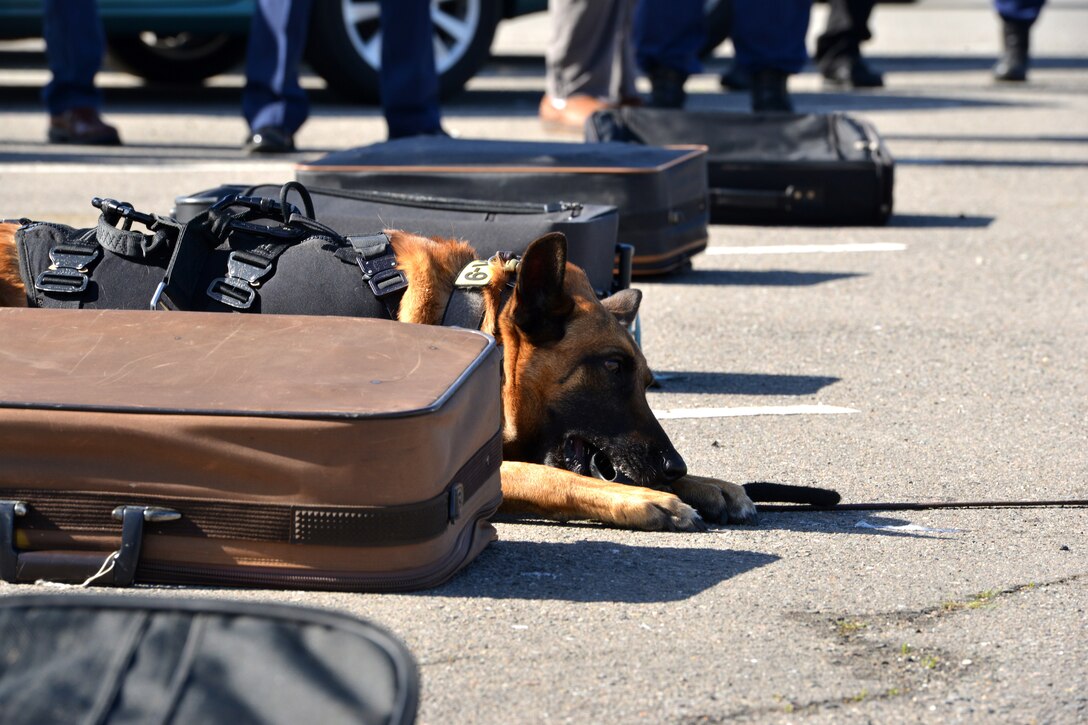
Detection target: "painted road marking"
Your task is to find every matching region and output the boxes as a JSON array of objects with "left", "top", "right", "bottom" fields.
[
  {"left": 653, "top": 404, "right": 859, "bottom": 420},
  {"left": 0, "top": 162, "right": 296, "bottom": 174},
  {"left": 705, "top": 242, "right": 906, "bottom": 255}
]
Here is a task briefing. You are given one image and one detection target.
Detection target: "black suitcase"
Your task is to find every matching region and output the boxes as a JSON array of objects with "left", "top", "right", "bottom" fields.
[
  {"left": 174, "top": 183, "right": 629, "bottom": 297},
  {"left": 0, "top": 594, "right": 418, "bottom": 725},
  {"left": 586, "top": 108, "right": 894, "bottom": 226},
  {"left": 294, "top": 137, "right": 709, "bottom": 276}
]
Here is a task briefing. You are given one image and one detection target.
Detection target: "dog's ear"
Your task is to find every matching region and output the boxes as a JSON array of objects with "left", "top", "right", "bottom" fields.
[
  {"left": 513, "top": 232, "right": 574, "bottom": 343},
  {"left": 601, "top": 288, "right": 641, "bottom": 327}
]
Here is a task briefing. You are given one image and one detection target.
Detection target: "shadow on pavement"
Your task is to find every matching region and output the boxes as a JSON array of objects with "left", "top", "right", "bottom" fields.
[
  {"left": 650, "top": 371, "right": 840, "bottom": 396},
  {"left": 885, "top": 133, "right": 1088, "bottom": 144},
  {"left": 653, "top": 269, "right": 863, "bottom": 287},
  {"left": 889, "top": 213, "right": 994, "bottom": 228},
  {"left": 432, "top": 539, "right": 780, "bottom": 602},
  {"left": 752, "top": 511, "right": 962, "bottom": 540}
]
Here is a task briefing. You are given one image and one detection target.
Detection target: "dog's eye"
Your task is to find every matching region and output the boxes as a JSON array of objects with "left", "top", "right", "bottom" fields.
[{"left": 603, "top": 358, "right": 622, "bottom": 375}]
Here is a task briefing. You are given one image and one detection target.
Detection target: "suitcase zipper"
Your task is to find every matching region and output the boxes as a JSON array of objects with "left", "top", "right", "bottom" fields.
[
  {"left": 305, "top": 187, "right": 584, "bottom": 217},
  {"left": 134, "top": 494, "right": 502, "bottom": 592}
]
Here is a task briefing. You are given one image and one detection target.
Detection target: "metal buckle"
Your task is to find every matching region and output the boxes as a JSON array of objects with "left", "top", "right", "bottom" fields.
[
  {"left": 206, "top": 277, "right": 257, "bottom": 309},
  {"left": 48, "top": 245, "right": 100, "bottom": 272},
  {"left": 225, "top": 251, "right": 274, "bottom": 285},
  {"left": 205, "top": 251, "right": 274, "bottom": 309},
  {"left": 35, "top": 267, "right": 89, "bottom": 294},
  {"left": 0, "top": 500, "right": 27, "bottom": 583},
  {"left": 368, "top": 268, "right": 408, "bottom": 298}
]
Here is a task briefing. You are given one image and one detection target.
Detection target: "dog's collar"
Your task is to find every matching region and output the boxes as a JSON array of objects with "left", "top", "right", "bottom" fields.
[{"left": 441, "top": 254, "right": 518, "bottom": 333}]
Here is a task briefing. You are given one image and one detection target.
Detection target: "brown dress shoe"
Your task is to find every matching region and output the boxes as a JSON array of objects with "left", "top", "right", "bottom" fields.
[
  {"left": 48, "top": 108, "right": 122, "bottom": 145},
  {"left": 539, "top": 94, "right": 611, "bottom": 133}
]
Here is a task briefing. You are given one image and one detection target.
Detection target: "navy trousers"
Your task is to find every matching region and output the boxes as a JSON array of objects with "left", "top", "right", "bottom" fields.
[
  {"left": 242, "top": 0, "right": 313, "bottom": 135},
  {"left": 994, "top": 0, "right": 1046, "bottom": 23},
  {"left": 732, "top": 0, "right": 813, "bottom": 74},
  {"left": 380, "top": 0, "right": 443, "bottom": 138},
  {"left": 42, "top": 0, "right": 104, "bottom": 115},
  {"left": 633, "top": 0, "right": 704, "bottom": 76}
]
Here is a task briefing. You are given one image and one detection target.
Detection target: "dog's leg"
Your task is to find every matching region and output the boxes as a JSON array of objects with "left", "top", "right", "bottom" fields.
[
  {"left": 670, "top": 475, "right": 758, "bottom": 525},
  {"left": 499, "top": 461, "right": 705, "bottom": 532},
  {"left": 0, "top": 223, "right": 27, "bottom": 308}
]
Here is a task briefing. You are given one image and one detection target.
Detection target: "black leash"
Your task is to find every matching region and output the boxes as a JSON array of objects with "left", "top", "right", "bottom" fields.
[{"left": 757, "top": 499, "right": 1088, "bottom": 513}]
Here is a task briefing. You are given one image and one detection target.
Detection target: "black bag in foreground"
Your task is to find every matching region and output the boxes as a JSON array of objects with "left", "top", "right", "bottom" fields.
[
  {"left": 587, "top": 108, "right": 894, "bottom": 226},
  {"left": 295, "top": 136, "right": 709, "bottom": 276},
  {"left": 0, "top": 594, "right": 419, "bottom": 725},
  {"left": 174, "top": 183, "right": 629, "bottom": 296}
]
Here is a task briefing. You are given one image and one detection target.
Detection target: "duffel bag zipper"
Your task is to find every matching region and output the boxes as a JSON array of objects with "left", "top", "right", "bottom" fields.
[
  {"left": 134, "top": 494, "right": 502, "bottom": 592},
  {"left": 307, "top": 187, "right": 584, "bottom": 216}
]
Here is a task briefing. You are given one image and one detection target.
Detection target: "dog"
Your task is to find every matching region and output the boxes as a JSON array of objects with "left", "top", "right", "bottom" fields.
[{"left": 0, "top": 219, "right": 834, "bottom": 531}]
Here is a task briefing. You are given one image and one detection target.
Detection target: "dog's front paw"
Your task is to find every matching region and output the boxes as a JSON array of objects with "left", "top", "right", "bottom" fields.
[
  {"left": 671, "top": 475, "right": 758, "bottom": 525},
  {"left": 608, "top": 488, "right": 706, "bottom": 532}
]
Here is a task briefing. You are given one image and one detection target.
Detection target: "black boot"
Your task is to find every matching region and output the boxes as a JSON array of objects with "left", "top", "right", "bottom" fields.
[
  {"left": 993, "top": 18, "right": 1031, "bottom": 82},
  {"left": 649, "top": 67, "right": 688, "bottom": 109},
  {"left": 750, "top": 69, "right": 793, "bottom": 113},
  {"left": 719, "top": 62, "right": 752, "bottom": 91},
  {"left": 822, "top": 55, "right": 884, "bottom": 89}
]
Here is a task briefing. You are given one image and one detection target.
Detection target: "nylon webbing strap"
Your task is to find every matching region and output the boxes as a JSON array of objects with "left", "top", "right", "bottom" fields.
[
  {"left": 346, "top": 232, "right": 408, "bottom": 319},
  {"left": 0, "top": 431, "right": 502, "bottom": 549},
  {"left": 32, "top": 227, "right": 100, "bottom": 309},
  {"left": 205, "top": 241, "right": 292, "bottom": 310}
]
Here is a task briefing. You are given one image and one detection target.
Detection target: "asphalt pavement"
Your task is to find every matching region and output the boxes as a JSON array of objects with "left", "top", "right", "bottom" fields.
[{"left": 1, "top": 1, "right": 1086, "bottom": 722}]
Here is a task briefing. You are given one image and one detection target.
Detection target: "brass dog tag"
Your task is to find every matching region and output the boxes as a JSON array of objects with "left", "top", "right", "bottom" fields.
[{"left": 454, "top": 260, "right": 492, "bottom": 288}]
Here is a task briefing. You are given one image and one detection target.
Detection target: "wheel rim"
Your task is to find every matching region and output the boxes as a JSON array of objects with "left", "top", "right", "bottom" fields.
[
  {"left": 134, "top": 32, "right": 233, "bottom": 61},
  {"left": 340, "top": 0, "right": 481, "bottom": 74}
]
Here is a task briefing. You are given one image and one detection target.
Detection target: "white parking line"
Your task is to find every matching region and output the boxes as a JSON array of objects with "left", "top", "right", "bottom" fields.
[
  {"left": 653, "top": 404, "right": 859, "bottom": 420},
  {"left": 705, "top": 242, "right": 906, "bottom": 255},
  {"left": 0, "top": 162, "right": 296, "bottom": 174}
]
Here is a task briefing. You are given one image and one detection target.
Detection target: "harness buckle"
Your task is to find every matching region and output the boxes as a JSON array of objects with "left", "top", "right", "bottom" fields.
[
  {"left": 205, "top": 251, "right": 276, "bottom": 310},
  {"left": 206, "top": 276, "right": 257, "bottom": 310},
  {"left": 35, "top": 267, "right": 89, "bottom": 294},
  {"left": 48, "top": 244, "right": 100, "bottom": 272},
  {"left": 367, "top": 267, "right": 408, "bottom": 298}
]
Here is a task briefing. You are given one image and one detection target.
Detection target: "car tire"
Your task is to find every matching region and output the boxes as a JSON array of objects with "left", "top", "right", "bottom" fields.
[
  {"left": 105, "top": 33, "right": 246, "bottom": 84},
  {"left": 306, "top": 0, "right": 502, "bottom": 104},
  {"left": 700, "top": 0, "right": 733, "bottom": 57}
]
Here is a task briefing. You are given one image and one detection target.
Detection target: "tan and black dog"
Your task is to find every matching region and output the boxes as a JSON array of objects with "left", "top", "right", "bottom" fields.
[{"left": 0, "top": 222, "right": 825, "bottom": 531}]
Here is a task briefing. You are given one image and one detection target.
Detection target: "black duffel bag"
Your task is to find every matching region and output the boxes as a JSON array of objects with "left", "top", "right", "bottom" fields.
[
  {"left": 0, "top": 594, "right": 418, "bottom": 725},
  {"left": 587, "top": 107, "right": 894, "bottom": 226}
]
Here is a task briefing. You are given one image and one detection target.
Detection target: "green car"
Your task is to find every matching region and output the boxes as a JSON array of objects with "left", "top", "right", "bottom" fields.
[{"left": 0, "top": 0, "right": 733, "bottom": 103}]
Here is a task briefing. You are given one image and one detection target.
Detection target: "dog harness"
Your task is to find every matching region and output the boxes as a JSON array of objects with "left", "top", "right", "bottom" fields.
[{"left": 15, "top": 185, "right": 408, "bottom": 320}]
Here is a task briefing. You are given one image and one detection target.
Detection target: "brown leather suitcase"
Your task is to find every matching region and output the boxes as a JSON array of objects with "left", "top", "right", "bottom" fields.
[{"left": 0, "top": 308, "right": 502, "bottom": 591}]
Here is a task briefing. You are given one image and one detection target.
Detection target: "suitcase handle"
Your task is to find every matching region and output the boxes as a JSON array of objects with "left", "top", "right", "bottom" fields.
[
  {"left": 710, "top": 185, "right": 823, "bottom": 212},
  {"left": 0, "top": 501, "right": 178, "bottom": 587},
  {"left": 613, "top": 243, "right": 634, "bottom": 293}
]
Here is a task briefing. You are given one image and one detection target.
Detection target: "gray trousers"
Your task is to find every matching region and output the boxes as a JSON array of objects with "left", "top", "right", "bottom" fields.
[{"left": 546, "top": 0, "right": 638, "bottom": 101}]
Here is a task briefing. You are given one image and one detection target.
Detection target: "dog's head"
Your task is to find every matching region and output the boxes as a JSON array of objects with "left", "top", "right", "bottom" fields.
[{"left": 497, "top": 233, "right": 686, "bottom": 485}]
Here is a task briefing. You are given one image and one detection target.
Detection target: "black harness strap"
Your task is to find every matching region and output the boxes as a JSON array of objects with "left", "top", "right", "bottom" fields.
[
  {"left": 32, "top": 227, "right": 100, "bottom": 309},
  {"left": 441, "top": 256, "right": 519, "bottom": 331},
  {"left": 346, "top": 232, "right": 409, "bottom": 319},
  {"left": 205, "top": 241, "right": 293, "bottom": 310}
]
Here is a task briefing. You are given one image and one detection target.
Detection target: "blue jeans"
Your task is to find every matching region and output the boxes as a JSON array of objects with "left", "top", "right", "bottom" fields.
[
  {"left": 633, "top": 0, "right": 703, "bottom": 76},
  {"left": 42, "top": 0, "right": 104, "bottom": 115},
  {"left": 994, "top": 0, "right": 1046, "bottom": 23},
  {"left": 242, "top": 0, "right": 313, "bottom": 134},
  {"left": 732, "top": 0, "right": 813, "bottom": 74},
  {"left": 381, "top": 0, "right": 443, "bottom": 138}
]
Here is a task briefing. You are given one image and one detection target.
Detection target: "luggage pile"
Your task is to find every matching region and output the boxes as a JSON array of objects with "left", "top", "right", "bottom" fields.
[{"left": 0, "top": 109, "right": 894, "bottom": 597}]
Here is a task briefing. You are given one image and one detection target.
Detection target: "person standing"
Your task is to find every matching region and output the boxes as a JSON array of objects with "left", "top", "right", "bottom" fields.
[
  {"left": 993, "top": 0, "right": 1047, "bottom": 81},
  {"left": 41, "top": 0, "right": 121, "bottom": 145},
  {"left": 813, "top": 0, "right": 883, "bottom": 88},
  {"left": 540, "top": 0, "right": 639, "bottom": 132},
  {"left": 729, "top": 0, "right": 813, "bottom": 112},
  {"left": 241, "top": 0, "right": 314, "bottom": 154}
]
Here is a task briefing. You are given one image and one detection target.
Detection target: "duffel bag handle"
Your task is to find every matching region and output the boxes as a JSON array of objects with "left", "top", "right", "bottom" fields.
[
  {"left": 709, "top": 185, "right": 823, "bottom": 212},
  {"left": 0, "top": 501, "right": 178, "bottom": 587}
]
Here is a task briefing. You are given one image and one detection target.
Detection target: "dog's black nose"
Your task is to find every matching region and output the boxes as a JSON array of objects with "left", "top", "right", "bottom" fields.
[{"left": 661, "top": 449, "right": 687, "bottom": 481}]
